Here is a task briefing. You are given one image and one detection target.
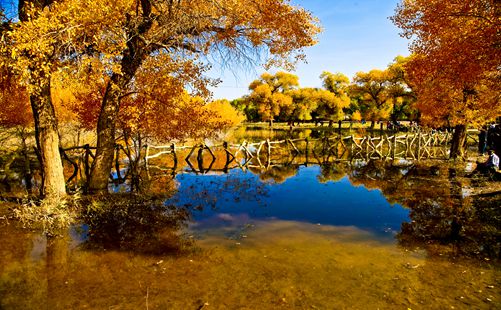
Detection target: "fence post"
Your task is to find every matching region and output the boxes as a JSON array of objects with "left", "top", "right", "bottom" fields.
[
  {"left": 266, "top": 139, "right": 271, "bottom": 167},
  {"left": 417, "top": 132, "right": 422, "bottom": 160},
  {"left": 392, "top": 135, "right": 397, "bottom": 160},
  {"left": 305, "top": 138, "right": 309, "bottom": 166},
  {"left": 84, "top": 144, "right": 90, "bottom": 182},
  {"left": 171, "top": 143, "right": 177, "bottom": 168}
]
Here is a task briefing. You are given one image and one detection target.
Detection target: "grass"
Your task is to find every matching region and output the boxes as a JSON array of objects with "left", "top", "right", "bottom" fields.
[{"left": 12, "top": 193, "right": 80, "bottom": 235}]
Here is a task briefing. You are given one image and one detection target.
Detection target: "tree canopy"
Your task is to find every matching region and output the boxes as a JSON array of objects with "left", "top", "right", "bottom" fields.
[{"left": 391, "top": 0, "right": 501, "bottom": 127}]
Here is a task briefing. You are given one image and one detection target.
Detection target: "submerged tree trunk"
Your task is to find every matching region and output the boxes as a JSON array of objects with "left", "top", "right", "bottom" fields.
[
  {"left": 450, "top": 124, "right": 467, "bottom": 159},
  {"left": 30, "top": 78, "right": 66, "bottom": 197}
]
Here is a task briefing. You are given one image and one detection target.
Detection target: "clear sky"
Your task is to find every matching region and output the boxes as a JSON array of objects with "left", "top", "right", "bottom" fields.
[{"left": 209, "top": 0, "right": 410, "bottom": 100}]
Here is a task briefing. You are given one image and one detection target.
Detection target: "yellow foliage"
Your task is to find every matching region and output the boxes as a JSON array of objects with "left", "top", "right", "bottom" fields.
[
  {"left": 351, "top": 111, "right": 362, "bottom": 122},
  {"left": 206, "top": 99, "right": 245, "bottom": 128}
]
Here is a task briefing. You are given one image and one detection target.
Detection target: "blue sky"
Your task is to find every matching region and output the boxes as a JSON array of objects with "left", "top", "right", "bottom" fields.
[{"left": 210, "top": 0, "right": 410, "bottom": 100}]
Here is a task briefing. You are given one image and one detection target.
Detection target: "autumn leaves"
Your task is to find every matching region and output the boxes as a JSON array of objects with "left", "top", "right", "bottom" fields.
[
  {"left": 236, "top": 57, "right": 414, "bottom": 129},
  {"left": 0, "top": 0, "right": 320, "bottom": 196},
  {"left": 391, "top": 0, "right": 501, "bottom": 157}
]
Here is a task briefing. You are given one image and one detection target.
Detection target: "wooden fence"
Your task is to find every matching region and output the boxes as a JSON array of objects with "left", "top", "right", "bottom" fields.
[{"left": 143, "top": 131, "right": 452, "bottom": 175}]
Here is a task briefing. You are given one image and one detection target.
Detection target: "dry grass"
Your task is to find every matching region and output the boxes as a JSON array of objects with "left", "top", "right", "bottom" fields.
[{"left": 12, "top": 193, "right": 80, "bottom": 235}]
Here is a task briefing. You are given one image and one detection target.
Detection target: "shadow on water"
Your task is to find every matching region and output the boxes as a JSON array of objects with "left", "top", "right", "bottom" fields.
[
  {"left": 78, "top": 194, "right": 194, "bottom": 256},
  {"left": 345, "top": 161, "right": 501, "bottom": 261}
]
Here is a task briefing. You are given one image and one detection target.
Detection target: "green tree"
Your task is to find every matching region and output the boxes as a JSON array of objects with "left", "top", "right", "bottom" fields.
[
  {"left": 230, "top": 97, "right": 259, "bottom": 122},
  {"left": 386, "top": 56, "right": 417, "bottom": 122}
]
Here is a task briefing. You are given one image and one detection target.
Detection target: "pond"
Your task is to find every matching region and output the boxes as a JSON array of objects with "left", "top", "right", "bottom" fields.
[{"left": 0, "top": 128, "right": 500, "bottom": 309}]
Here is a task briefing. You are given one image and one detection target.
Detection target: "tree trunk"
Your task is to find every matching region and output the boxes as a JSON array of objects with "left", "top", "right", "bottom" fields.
[
  {"left": 88, "top": 74, "right": 124, "bottom": 193},
  {"left": 19, "top": 0, "right": 65, "bottom": 198},
  {"left": 450, "top": 124, "right": 467, "bottom": 159},
  {"left": 88, "top": 8, "right": 156, "bottom": 193},
  {"left": 30, "top": 78, "right": 66, "bottom": 197},
  {"left": 370, "top": 120, "right": 376, "bottom": 130},
  {"left": 19, "top": 129, "right": 33, "bottom": 194},
  {"left": 88, "top": 47, "right": 146, "bottom": 193}
]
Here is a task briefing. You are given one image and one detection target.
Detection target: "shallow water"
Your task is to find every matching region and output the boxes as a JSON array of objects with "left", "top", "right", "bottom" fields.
[
  {"left": 0, "top": 217, "right": 499, "bottom": 309},
  {"left": 1, "top": 127, "right": 500, "bottom": 309},
  {"left": 1, "top": 159, "right": 500, "bottom": 309}
]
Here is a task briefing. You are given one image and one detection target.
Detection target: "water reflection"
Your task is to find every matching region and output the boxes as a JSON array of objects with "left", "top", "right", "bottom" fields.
[
  {"left": 1, "top": 125, "right": 500, "bottom": 308},
  {"left": 398, "top": 180, "right": 501, "bottom": 260},
  {"left": 79, "top": 194, "right": 193, "bottom": 255},
  {"left": 168, "top": 159, "right": 501, "bottom": 263},
  {"left": 170, "top": 165, "right": 409, "bottom": 238},
  {"left": 345, "top": 161, "right": 501, "bottom": 261}
]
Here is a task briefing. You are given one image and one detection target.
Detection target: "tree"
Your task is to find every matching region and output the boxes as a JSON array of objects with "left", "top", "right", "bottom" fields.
[
  {"left": 287, "top": 88, "right": 320, "bottom": 124},
  {"left": 317, "top": 71, "right": 351, "bottom": 125},
  {"left": 386, "top": 56, "right": 418, "bottom": 122},
  {"left": 248, "top": 72, "right": 299, "bottom": 126},
  {"left": 230, "top": 97, "right": 259, "bottom": 122},
  {"left": 2, "top": 0, "right": 66, "bottom": 197},
  {"left": 0, "top": 61, "right": 34, "bottom": 193},
  {"left": 2, "top": 0, "right": 124, "bottom": 197},
  {"left": 51, "top": 52, "right": 243, "bottom": 192},
  {"left": 392, "top": 0, "right": 501, "bottom": 158},
  {"left": 350, "top": 70, "right": 393, "bottom": 129},
  {"left": 88, "top": 1, "right": 320, "bottom": 193},
  {"left": 204, "top": 99, "right": 245, "bottom": 132}
]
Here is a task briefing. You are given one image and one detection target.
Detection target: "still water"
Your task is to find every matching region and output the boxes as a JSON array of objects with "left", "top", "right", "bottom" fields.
[
  {"left": 170, "top": 166, "right": 408, "bottom": 238},
  {"left": 1, "top": 136, "right": 500, "bottom": 308}
]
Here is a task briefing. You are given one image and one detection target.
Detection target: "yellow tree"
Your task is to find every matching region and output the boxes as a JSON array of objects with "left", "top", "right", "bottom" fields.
[
  {"left": 54, "top": 54, "right": 244, "bottom": 192},
  {"left": 3, "top": 0, "right": 320, "bottom": 193},
  {"left": 392, "top": 0, "right": 501, "bottom": 158},
  {"left": 2, "top": 0, "right": 65, "bottom": 197},
  {"left": 87, "top": 1, "right": 320, "bottom": 193},
  {"left": 248, "top": 72, "right": 299, "bottom": 126},
  {"left": 350, "top": 70, "right": 393, "bottom": 129},
  {"left": 2, "top": 0, "right": 127, "bottom": 197},
  {"left": 287, "top": 88, "right": 320, "bottom": 124},
  {"left": 317, "top": 71, "right": 351, "bottom": 125}
]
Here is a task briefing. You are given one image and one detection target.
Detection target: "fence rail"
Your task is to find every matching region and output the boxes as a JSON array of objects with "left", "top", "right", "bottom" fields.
[{"left": 59, "top": 131, "right": 454, "bottom": 184}]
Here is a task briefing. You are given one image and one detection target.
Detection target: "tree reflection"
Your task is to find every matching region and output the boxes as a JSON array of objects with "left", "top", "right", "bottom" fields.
[
  {"left": 255, "top": 164, "right": 299, "bottom": 184},
  {"left": 317, "top": 162, "right": 348, "bottom": 183},
  {"left": 348, "top": 160, "right": 500, "bottom": 261},
  {"left": 80, "top": 194, "right": 193, "bottom": 256},
  {"left": 398, "top": 183, "right": 500, "bottom": 261}
]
